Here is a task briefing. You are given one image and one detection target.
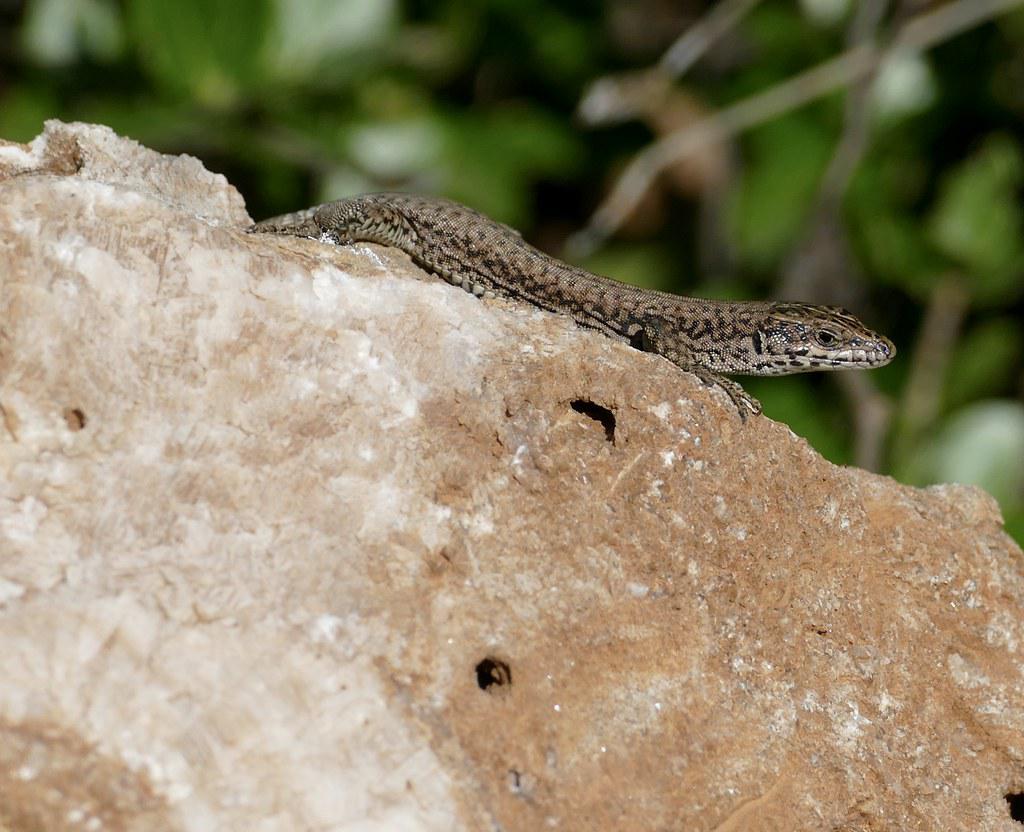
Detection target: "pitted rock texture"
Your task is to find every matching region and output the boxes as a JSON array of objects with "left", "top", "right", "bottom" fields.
[{"left": 1, "top": 121, "right": 1023, "bottom": 832}]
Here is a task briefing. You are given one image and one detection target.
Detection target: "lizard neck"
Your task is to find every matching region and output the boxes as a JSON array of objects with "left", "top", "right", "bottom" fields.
[{"left": 641, "top": 300, "right": 771, "bottom": 375}]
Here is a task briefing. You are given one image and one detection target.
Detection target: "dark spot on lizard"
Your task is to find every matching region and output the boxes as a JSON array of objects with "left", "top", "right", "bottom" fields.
[
  {"left": 628, "top": 327, "right": 651, "bottom": 352},
  {"left": 476, "top": 657, "right": 512, "bottom": 692},
  {"left": 571, "top": 399, "right": 616, "bottom": 444}
]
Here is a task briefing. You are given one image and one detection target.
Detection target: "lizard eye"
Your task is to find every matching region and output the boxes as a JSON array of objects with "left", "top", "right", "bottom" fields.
[{"left": 815, "top": 329, "right": 838, "bottom": 347}]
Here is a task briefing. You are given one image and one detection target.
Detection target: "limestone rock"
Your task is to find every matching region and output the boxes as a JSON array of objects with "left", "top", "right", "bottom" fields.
[{"left": 1, "top": 121, "right": 1023, "bottom": 831}]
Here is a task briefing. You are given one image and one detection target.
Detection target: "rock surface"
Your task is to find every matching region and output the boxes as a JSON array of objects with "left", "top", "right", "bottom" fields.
[{"left": 1, "top": 121, "right": 1023, "bottom": 831}]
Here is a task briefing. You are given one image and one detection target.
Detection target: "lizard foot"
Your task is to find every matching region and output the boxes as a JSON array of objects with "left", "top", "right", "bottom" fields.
[{"left": 691, "top": 370, "right": 761, "bottom": 421}]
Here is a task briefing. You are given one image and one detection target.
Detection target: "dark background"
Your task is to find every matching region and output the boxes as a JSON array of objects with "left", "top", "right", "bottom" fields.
[{"left": 2, "top": 0, "right": 1022, "bottom": 541}]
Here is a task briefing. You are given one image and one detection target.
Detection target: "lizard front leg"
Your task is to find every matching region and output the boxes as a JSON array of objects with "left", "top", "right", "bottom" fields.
[
  {"left": 689, "top": 369, "right": 762, "bottom": 420},
  {"left": 633, "top": 322, "right": 760, "bottom": 419}
]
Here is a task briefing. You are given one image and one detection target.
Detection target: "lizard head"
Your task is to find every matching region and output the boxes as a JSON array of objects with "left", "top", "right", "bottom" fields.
[
  {"left": 312, "top": 195, "right": 421, "bottom": 249},
  {"left": 753, "top": 303, "right": 895, "bottom": 374}
]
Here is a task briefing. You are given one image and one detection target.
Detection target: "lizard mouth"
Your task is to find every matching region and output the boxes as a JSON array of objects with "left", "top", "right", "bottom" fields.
[
  {"left": 853, "top": 336, "right": 895, "bottom": 366},
  {"left": 812, "top": 337, "right": 895, "bottom": 368},
  {"left": 785, "top": 337, "right": 895, "bottom": 369}
]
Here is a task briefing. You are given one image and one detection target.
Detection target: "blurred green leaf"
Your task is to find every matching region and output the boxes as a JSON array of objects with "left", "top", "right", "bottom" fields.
[
  {"left": 0, "top": 86, "right": 60, "bottom": 142},
  {"left": 578, "top": 243, "right": 677, "bottom": 293},
  {"left": 481, "top": 106, "right": 582, "bottom": 178},
  {"left": 74, "top": 99, "right": 227, "bottom": 149},
  {"left": 995, "top": 5, "right": 1024, "bottom": 42},
  {"left": 491, "top": 0, "right": 596, "bottom": 83},
  {"left": 850, "top": 207, "right": 945, "bottom": 297},
  {"left": 265, "top": 0, "right": 396, "bottom": 83},
  {"left": 22, "top": 0, "right": 124, "bottom": 65},
  {"left": 927, "top": 134, "right": 1024, "bottom": 303},
  {"left": 799, "top": 0, "right": 851, "bottom": 29},
  {"left": 871, "top": 51, "right": 937, "bottom": 122},
  {"left": 945, "top": 318, "right": 1024, "bottom": 410},
  {"left": 126, "top": 0, "right": 272, "bottom": 107},
  {"left": 744, "top": 3, "right": 834, "bottom": 68},
  {"left": 346, "top": 117, "right": 445, "bottom": 179},
  {"left": 899, "top": 401, "right": 1024, "bottom": 509},
  {"left": 728, "top": 114, "right": 833, "bottom": 270},
  {"left": 747, "top": 376, "right": 851, "bottom": 465},
  {"left": 438, "top": 106, "right": 582, "bottom": 225},
  {"left": 847, "top": 153, "right": 946, "bottom": 298},
  {"left": 1005, "top": 509, "right": 1024, "bottom": 548}
]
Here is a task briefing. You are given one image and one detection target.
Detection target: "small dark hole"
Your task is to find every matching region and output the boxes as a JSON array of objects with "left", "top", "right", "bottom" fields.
[
  {"left": 476, "top": 657, "right": 512, "bottom": 692},
  {"left": 570, "top": 399, "right": 615, "bottom": 443},
  {"left": 1006, "top": 792, "right": 1024, "bottom": 822},
  {"left": 508, "top": 769, "right": 527, "bottom": 795},
  {"left": 63, "top": 407, "right": 87, "bottom": 431}
]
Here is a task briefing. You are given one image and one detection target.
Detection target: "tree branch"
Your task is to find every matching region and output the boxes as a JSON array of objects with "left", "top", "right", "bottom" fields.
[{"left": 569, "top": 0, "right": 1024, "bottom": 257}]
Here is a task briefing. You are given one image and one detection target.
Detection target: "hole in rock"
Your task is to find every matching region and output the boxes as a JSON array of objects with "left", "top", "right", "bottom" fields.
[
  {"left": 1007, "top": 792, "right": 1024, "bottom": 822},
  {"left": 476, "top": 657, "right": 512, "bottom": 692},
  {"left": 570, "top": 399, "right": 615, "bottom": 443},
  {"left": 63, "top": 407, "right": 87, "bottom": 431}
]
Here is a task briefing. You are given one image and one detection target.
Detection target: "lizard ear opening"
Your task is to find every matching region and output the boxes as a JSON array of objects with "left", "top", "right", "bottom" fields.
[{"left": 628, "top": 326, "right": 653, "bottom": 352}]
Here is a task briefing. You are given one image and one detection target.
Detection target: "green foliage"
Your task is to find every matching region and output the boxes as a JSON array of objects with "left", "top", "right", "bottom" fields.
[
  {"left": 126, "top": 0, "right": 272, "bottom": 107},
  {"left": 437, "top": 106, "right": 584, "bottom": 225},
  {"left": 945, "top": 318, "right": 1024, "bottom": 410},
  {"left": 21, "top": 0, "right": 124, "bottom": 65},
  {"left": 728, "top": 114, "right": 834, "bottom": 271},
  {"left": 0, "top": 85, "right": 61, "bottom": 142},
  {"left": 263, "top": 0, "right": 397, "bottom": 83},
  {"left": 578, "top": 244, "right": 678, "bottom": 293},
  {"left": 898, "top": 401, "right": 1024, "bottom": 509},
  {"left": 927, "top": 135, "right": 1024, "bottom": 305},
  {"left": 746, "top": 376, "right": 851, "bottom": 465},
  {"left": 847, "top": 143, "right": 943, "bottom": 298},
  {"left": 735, "top": 2, "right": 839, "bottom": 87}
]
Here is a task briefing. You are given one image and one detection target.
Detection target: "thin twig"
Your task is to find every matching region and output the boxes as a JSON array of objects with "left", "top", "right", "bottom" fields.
[
  {"left": 837, "top": 373, "right": 893, "bottom": 473},
  {"left": 578, "top": 0, "right": 761, "bottom": 128},
  {"left": 660, "top": 0, "right": 764, "bottom": 77},
  {"left": 570, "top": 0, "right": 1024, "bottom": 256},
  {"left": 900, "top": 276, "right": 971, "bottom": 438},
  {"left": 818, "top": 0, "right": 890, "bottom": 201},
  {"left": 781, "top": 0, "right": 890, "bottom": 302},
  {"left": 778, "top": 0, "right": 894, "bottom": 470}
]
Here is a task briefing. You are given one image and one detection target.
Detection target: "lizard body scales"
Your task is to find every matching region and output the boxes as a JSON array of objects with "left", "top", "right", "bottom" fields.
[{"left": 251, "top": 193, "right": 894, "bottom": 416}]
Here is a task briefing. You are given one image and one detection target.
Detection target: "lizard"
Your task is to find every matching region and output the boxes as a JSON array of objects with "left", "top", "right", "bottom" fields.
[{"left": 249, "top": 192, "right": 895, "bottom": 418}]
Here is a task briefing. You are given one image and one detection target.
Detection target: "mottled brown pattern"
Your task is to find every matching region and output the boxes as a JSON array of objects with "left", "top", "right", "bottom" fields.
[{"left": 252, "top": 193, "right": 895, "bottom": 416}]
